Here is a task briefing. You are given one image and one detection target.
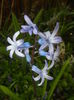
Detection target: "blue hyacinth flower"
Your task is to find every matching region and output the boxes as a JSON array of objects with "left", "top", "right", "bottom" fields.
[
  {"left": 38, "top": 22, "right": 62, "bottom": 51},
  {"left": 32, "top": 60, "right": 53, "bottom": 86},
  {"left": 20, "top": 15, "right": 38, "bottom": 35}
]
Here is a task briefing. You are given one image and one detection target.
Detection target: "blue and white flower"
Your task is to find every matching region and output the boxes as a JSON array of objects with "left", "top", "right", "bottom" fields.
[
  {"left": 20, "top": 15, "right": 38, "bottom": 35},
  {"left": 32, "top": 60, "right": 53, "bottom": 86},
  {"left": 6, "top": 31, "right": 31, "bottom": 62},
  {"left": 38, "top": 22, "right": 62, "bottom": 51},
  {"left": 6, "top": 31, "right": 25, "bottom": 58}
]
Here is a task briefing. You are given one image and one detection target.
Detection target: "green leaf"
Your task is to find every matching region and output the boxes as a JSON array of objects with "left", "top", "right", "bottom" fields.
[
  {"left": 0, "top": 85, "right": 21, "bottom": 100},
  {"left": 47, "top": 58, "right": 70, "bottom": 100},
  {"left": 12, "top": 13, "right": 20, "bottom": 32},
  {"left": 34, "top": 9, "right": 43, "bottom": 24}
]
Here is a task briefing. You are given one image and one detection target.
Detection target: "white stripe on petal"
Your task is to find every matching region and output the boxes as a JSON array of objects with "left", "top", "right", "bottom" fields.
[
  {"left": 45, "top": 75, "right": 53, "bottom": 80},
  {"left": 15, "top": 50, "right": 25, "bottom": 57},
  {"left": 39, "top": 43, "right": 48, "bottom": 50},
  {"left": 44, "top": 60, "right": 48, "bottom": 70},
  {"left": 6, "top": 46, "right": 13, "bottom": 51},
  {"left": 48, "top": 60, "right": 54, "bottom": 70},
  {"left": 48, "top": 44, "right": 54, "bottom": 54},
  {"left": 32, "top": 65, "right": 41, "bottom": 74},
  {"left": 20, "top": 29, "right": 26, "bottom": 33},
  {"left": 52, "top": 36, "right": 62, "bottom": 44},
  {"left": 7, "top": 37, "right": 14, "bottom": 45},
  {"left": 38, "top": 32, "right": 46, "bottom": 39},
  {"left": 24, "top": 15, "right": 34, "bottom": 26},
  {"left": 9, "top": 50, "right": 14, "bottom": 58},
  {"left": 52, "top": 22, "right": 59, "bottom": 37},
  {"left": 13, "top": 31, "right": 20, "bottom": 41},
  {"left": 21, "top": 25, "right": 30, "bottom": 30},
  {"left": 33, "top": 75, "right": 40, "bottom": 81},
  {"left": 33, "top": 28, "right": 38, "bottom": 34},
  {"left": 16, "top": 39, "right": 24, "bottom": 46}
]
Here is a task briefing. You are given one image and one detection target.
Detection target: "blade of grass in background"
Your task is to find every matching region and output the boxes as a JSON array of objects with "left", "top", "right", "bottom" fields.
[
  {"left": 12, "top": 13, "right": 20, "bottom": 32},
  {"left": 33, "top": 9, "right": 43, "bottom": 24},
  {"left": 47, "top": 58, "right": 70, "bottom": 100},
  {"left": 0, "top": 85, "right": 21, "bottom": 100}
]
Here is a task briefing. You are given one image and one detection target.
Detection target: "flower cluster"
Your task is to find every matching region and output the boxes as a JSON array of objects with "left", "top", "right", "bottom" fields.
[{"left": 6, "top": 15, "right": 62, "bottom": 86}]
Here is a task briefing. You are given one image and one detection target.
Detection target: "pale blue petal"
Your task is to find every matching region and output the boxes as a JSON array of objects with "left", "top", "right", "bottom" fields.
[
  {"left": 39, "top": 43, "right": 48, "bottom": 50},
  {"left": 44, "top": 60, "right": 48, "bottom": 69},
  {"left": 26, "top": 54, "right": 31, "bottom": 62},
  {"left": 38, "top": 38, "right": 46, "bottom": 45},
  {"left": 19, "top": 42, "right": 30, "bottom": 48},
  {"left": 48, "top": 44, "right": 54, "bottom": 55},
  {"left": 39, "top": 50, "right": 47, "bottom": 56},
  {"left": 24, "top": 15, "right": 34, "bottom": 26},
  {"left": 6, "top": 46, "right": 13, "bottom": 51},
  {"left": 48, "top": 60, "right": 54, "bottom": 69},
  {"left": 33, "top": 27, "right": 38, "bottom": 34},
  {"left": 20, "top": 29, "right": 27, "bottom": 33},
  {"left": 7, "top": 37, "right": 14, "bottom": 45},
  {"left": 15, "top": 50, "right": 25, "bottom": 57},
  {"left": 21, "top": 25, "right": 30, "bottom": 30},
  {"left": 32, "top": 65, "right": 41, "bottom": 74},
  {"left": 29, "top": 29, "right": 33, "bottom": 35},
  {"left": 13, "top": 31, "right": 20, "bottom": 41},
  {"left": 24, "top": 42, "right": 31, "bottom": 48},
  {"left": 46, "top": 53, "right": 52, "bottom": 60},
  {"left": 33, "top": 25, "right": 38, "bottom": 34},
  {"left": 38, "top": 77, "right": 44, "bottom": 86},
  {"left": 20, "top": 25, "right": 31, "bottom": 33},
  {"left": 16, "top": 39, "right": 24, "bottom": 46},
  {"left": 38, "top": 32, "right": 46, "bottom": 39},
  {"left": 52, "top": 22, "right": 59, "bottom": 37},
  {"left": 33, "top": 75, "right": 40, "bottom": 81},
  {"left": 9, "top": 50, "right": 14, "bottom": 58},
  {"left": 45, "top": 74, "right": 53, "bottom": 80},
  {"left": 53, "top": 36, "right": 62, "bottom": 43}
]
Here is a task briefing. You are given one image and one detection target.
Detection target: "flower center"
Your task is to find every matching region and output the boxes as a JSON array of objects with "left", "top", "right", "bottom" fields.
[{"left": 13, "top": 42, "right": 18, "bottom": 49}]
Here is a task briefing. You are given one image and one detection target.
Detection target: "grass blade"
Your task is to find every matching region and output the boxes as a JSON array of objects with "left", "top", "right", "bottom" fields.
[
  {"left": 47, "top": 58, "right": 70, "bottom": 100},
  {"left": 0, "top": 85, "right": 21, "bottom": 100},
  {"left": 12, "top": 13, "right": 20, "bottom": 32},
  {"left": 34, "top": 9, "right": 43, "bottom": 24}
]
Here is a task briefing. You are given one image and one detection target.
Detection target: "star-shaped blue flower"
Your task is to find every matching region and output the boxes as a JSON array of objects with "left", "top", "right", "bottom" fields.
[
  {"left": 6, "top": 31, "right": 31, "bottom": 63},
  {"left": 20, "top": 15, "right": 38, "bottom": 35},
  {"left": 38, "top": 22, "right": 62, "bottom": 51},
  {"left": 32, "top": 60, "right": 53, "bottom": 86}
]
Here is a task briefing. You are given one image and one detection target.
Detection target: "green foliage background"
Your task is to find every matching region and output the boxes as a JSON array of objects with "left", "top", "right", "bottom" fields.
[{"left": 0, "top": 1, "right": 74, "bottom": 100}]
